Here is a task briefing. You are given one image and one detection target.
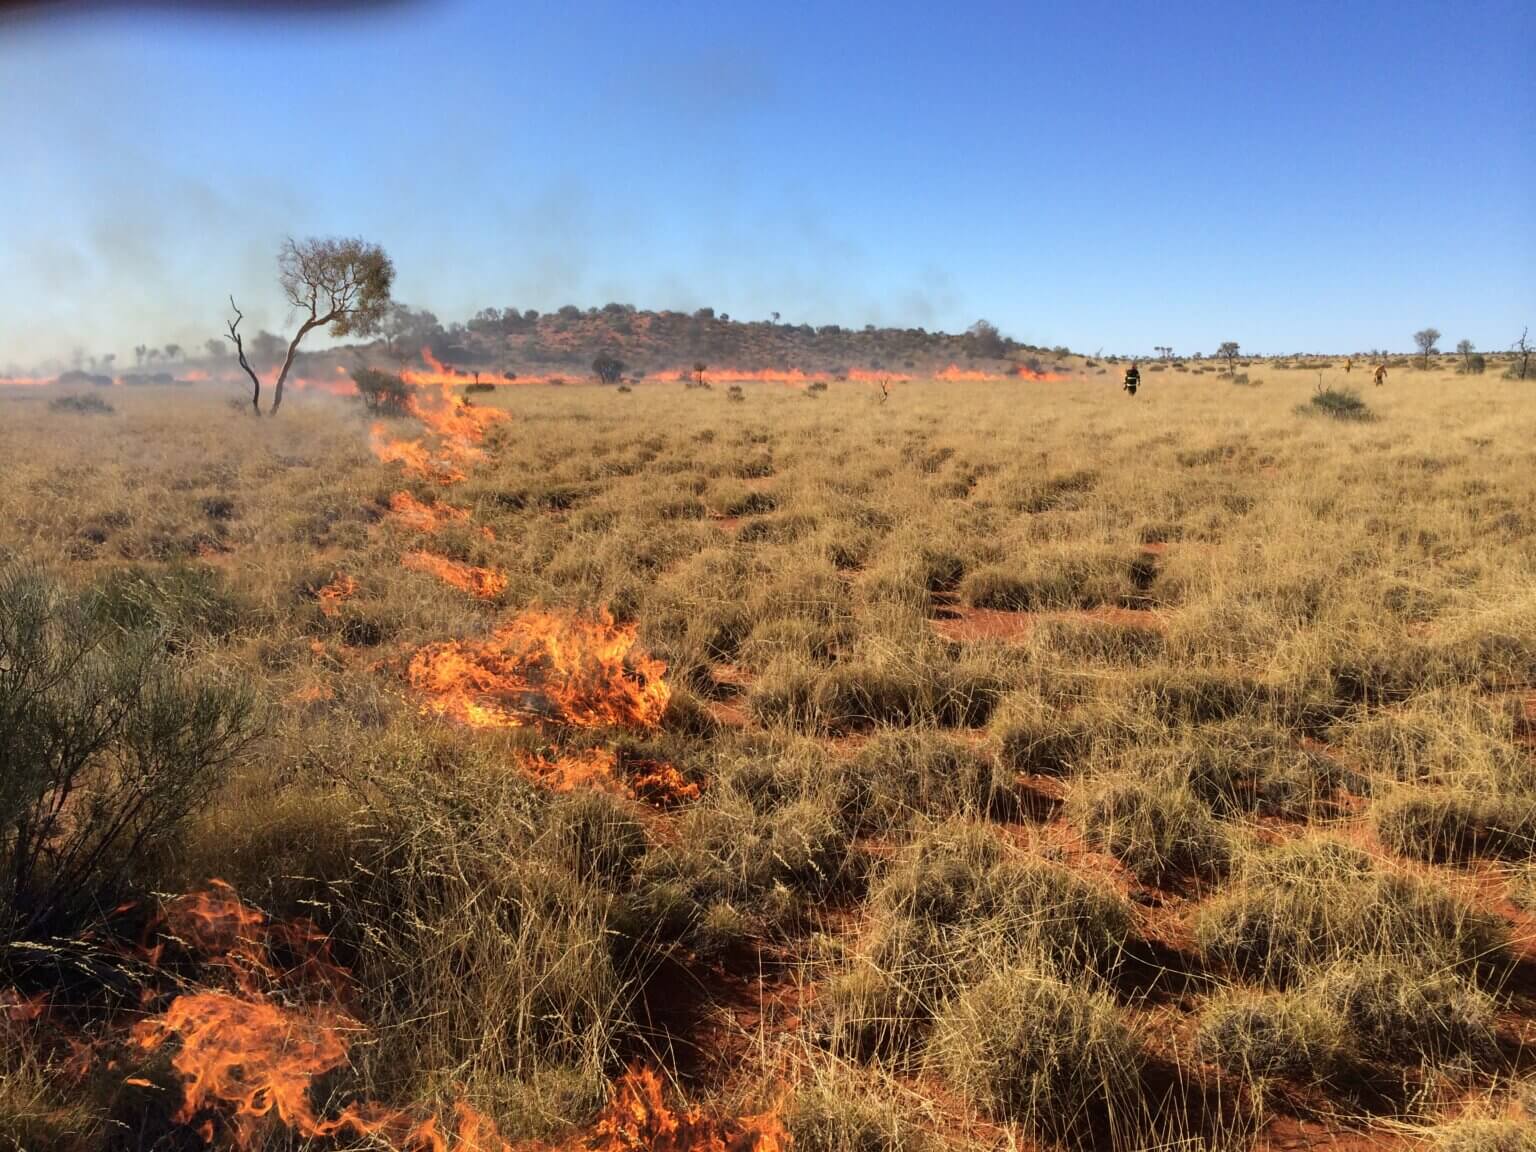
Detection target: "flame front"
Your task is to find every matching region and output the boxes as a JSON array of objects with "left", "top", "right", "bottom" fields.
[
  {"left": 315, "top": 574, "right": 358, "bottom": 617},
  {"left": 402, "top": 550, "right": 509, "bottom": 600},
  {"left": 589, "top": 1066, "right": 789, "bottom": 1152},
  {"left": 407, "top": 609, "right": 670, "bottom": 731},
  {"left": 388, "top": 491, "right": 494, "bottom": 538}
]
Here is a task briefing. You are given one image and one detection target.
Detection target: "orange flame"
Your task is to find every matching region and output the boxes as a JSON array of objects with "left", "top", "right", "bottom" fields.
[
  {"left": 517, "top": 747, "right": 627, "bottom": 794},
  {"left": 402, "top": 550, "right": 509, "bottom": 600},
  {"left": 406, "top": 609, "right": 670, "bottom": 731},
  {"left": 125, "top": 883, "right": 513, "bottom": 1151},
  {"left": 514, "top": 748, "right": 700, "bottom": 806},
  {"left": 588, "top": 1066, "right": 789, "bottom": 1152},
  {"left": 315, "top": 573, "right": 358, "bottom": 617},
  {"left": 370, "top": 423, "right": 468, "bottom": 486},
  {"left": 387, "top": 491, "right": 494, "bottom": 538}
]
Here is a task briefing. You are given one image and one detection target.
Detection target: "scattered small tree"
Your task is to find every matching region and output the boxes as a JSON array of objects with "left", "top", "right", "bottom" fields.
[
  {"left": 592, "top": 353, "right": 625, "bottom": 384},
  {"left": 203, "top": 338, "right": 225, "bottom": 360},
  {"left": 1217, "top": 342, "right": 1240, "bottom": 375},
  {"left": 163, "top": 344, "right": 182, "bottom": 362},
  {"left": 1456, "top": 339, "right": 1474, "bottom": 369},
  {"left": 1413, "top": 328, "right": 1440, "bottom": 369},
  {"left": 226, "top": 236, "right": 394, "bottom": 415},
  {"left": 691, "top": 361, "right": 710, "bottom": 389},
  {"left": 1512, "top": 327, "right": 1531, "bottom": 380},
  {"left": 967, "top": 319, "right": 1006, "bottom": 358}
]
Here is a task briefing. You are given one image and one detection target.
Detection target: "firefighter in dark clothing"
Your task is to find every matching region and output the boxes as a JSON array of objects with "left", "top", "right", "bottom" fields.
[{"left": 1123, "top": 361, "right": 1141, "bottom": 396}]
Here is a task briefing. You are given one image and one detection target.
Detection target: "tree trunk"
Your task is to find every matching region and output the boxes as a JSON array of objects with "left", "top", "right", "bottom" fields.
[{"left": 270, "top": 318, "right": 324, "bottom": 415}]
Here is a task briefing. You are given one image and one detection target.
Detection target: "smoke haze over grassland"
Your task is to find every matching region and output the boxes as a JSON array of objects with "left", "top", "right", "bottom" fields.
[{"left": 1, "top": 0, "right": 1530, "bottom": 369}]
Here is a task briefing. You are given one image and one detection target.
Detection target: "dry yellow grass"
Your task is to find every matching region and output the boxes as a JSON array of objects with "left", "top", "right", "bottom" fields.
[{"left": 2, "top": 360, "right": 1534, "bottom": 1151}]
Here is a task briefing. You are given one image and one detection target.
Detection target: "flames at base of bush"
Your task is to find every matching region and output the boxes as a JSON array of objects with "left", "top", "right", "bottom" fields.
[
  {"left": 407, "top": 609, "right": 671, "bottom": 731},
  {"left": 402, "top": 550, "right": 509, "bottom": 600}
]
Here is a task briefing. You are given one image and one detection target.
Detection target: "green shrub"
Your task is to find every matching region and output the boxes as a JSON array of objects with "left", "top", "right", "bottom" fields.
[
  {"left": 352, "top": 367, "right": 411, "bottom": 415},
  {"left": 0, "top": 565, "right": 256, "bottom": 938},
  {"left": 1299, "top": 387, "right": 1373, "bottom": 421}
]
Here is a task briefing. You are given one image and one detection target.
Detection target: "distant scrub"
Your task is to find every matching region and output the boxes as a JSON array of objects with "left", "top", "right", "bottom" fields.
[{"left": 48, "top": 393, "right": 114, "bottom": 415}]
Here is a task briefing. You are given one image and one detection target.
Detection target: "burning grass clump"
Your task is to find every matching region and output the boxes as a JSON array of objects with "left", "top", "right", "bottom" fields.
[
  {"left": 930, "top": 965, "right": 1143, "bottom": 1150},
  {"left": 1192, "top": 839, "right": 1511, "bottom": 987}
]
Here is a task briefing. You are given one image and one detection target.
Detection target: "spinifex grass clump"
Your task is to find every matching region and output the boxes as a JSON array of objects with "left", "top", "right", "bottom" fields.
[{"left": 1193, "top": 839, "right": 1510, "bottom": 986}]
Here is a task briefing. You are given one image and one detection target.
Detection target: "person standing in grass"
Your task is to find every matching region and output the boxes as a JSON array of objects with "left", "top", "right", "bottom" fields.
[{"left": 1123, "top": 361, "right": 1140, "bottom": 396}]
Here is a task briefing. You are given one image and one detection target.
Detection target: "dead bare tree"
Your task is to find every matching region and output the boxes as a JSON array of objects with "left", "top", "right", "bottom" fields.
[
  {"left": 226, "top": 298, "right": 262, "bottom": 415},
  {"left": 1514, "top": 327, "right": 1532, "bottom": 380},
  {"left": 225, "top": 236, "right": 394, "bottom": 415}
]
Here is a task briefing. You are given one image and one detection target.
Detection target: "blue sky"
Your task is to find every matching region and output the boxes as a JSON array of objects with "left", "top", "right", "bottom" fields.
[{"left": 1, "top": 0, "right": 1531, "bottom": 369}]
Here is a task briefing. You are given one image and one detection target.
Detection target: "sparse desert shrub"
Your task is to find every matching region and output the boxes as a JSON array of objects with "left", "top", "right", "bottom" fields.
[
  {"left": 931, "top": 966, "right": 1143, "bottom": 1148},
  {"left": 1299, "top": 387, "right": 1373, "bottom": 421},
  {"left": 616, "top": 383, "right": 632, "bottom": 393},
  {"left": 807, "top": 380, "right": 828, "bottom": 394},
  {"left": 726, "top": 384, "right": 745, "bottom": 402},
  {"left": 48, "top": 392, "right": 114, "bottom": 415},
  {"left": 1372, "top": 788, "right": 1536, "bottom": 863},
  {"left": 1193, "top": 839, "right": 1510, "bottom": 986},
  {"left": 1197, "top": 991, "right": 1349, "bottom": 1082},
  {"left": 1073, "top": 776, "right": 1233, "bottom": 883},
  {"left": 0, "top": 565, "right": 257, "bottom": 939}
]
